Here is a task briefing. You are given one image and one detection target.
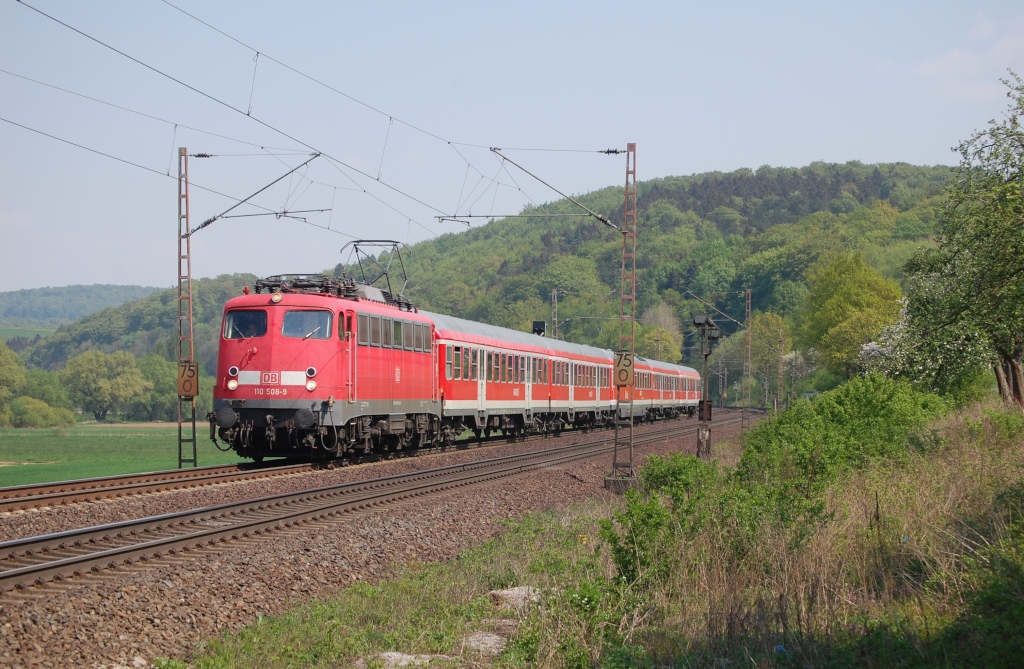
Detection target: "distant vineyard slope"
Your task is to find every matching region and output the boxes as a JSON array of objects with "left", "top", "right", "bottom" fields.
[{"left": 0, "top": 285, "right": 162, "bottom": 328}]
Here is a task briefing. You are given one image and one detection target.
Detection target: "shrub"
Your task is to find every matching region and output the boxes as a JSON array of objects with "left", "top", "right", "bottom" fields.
[{"left": 9, "top": 396, "right": 76, "bottom": 428}]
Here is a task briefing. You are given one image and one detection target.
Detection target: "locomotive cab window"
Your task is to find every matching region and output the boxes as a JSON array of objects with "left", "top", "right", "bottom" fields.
[
  {"left": 223, "top": 309, "right": 267, "bottom": 339},
  {"left": 281, "top": 310, "right": 331, "bottom": 340}
]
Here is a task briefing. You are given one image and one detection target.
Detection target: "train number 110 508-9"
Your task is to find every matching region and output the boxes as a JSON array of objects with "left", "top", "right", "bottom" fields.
[{"left": 254, "top": 387, "right": 288, "bottom": 396}]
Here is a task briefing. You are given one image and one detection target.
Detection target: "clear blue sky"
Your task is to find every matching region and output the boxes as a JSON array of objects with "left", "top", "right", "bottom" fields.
[{"left": 1, "top": 0, "right": 1022, "bottom": 291}]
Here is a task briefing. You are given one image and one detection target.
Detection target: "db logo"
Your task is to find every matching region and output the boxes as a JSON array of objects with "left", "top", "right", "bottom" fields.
[
  {"left": 262, "top": 372, "right": 279, "bottom": 384},
  {"left": 394, "top": 367, "right": 401, "bottom": 384}
]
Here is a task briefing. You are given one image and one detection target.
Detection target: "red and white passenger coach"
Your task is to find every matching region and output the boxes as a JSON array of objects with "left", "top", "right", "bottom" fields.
[{"left": 209, "top": 275, "right": 701, "bottom": 460}]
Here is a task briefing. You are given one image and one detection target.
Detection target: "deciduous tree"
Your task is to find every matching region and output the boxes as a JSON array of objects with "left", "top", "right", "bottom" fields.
[
  {"left": 888, "top": 72, "right": 1024, "bottom": 409},
  {"left": 0, "top": 341, "right": 26, "bottom": 425},
  {"left": 58, "top": 351, "right": 152, "bottom": 421},
  {"left": 798, "top": 253, "right": 901, "bottom": 377}
]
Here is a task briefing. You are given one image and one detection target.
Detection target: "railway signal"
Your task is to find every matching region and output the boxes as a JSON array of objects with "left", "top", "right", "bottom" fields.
[{"left": 694, "top": 313, "right": 720, "bottom": 459}]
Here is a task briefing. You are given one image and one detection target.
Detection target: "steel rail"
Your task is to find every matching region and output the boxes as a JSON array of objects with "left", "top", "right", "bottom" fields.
[
  {"left": 0, "top": 413, "right": 717, "bottom": 512},
  {"left": 0, "top": 462, "right": 314, "bottom": 513},
  {"left": 1, "top": 418, "right": 740, "bottom": 592}
]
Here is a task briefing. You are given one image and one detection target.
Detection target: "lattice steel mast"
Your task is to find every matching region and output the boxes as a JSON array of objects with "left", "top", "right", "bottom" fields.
[
  {"left": 177, "top": 148, "right": 198, "bottom": 468},
  {"left": 610, "top": 143, "right": 637, "bottom": 482}
]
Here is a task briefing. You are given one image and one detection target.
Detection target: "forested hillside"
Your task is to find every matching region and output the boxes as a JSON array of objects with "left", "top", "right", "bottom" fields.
[
  {"left": 22, "top": 162, "right": 950, "bottom": 388},
  {"left": 27, "top": 275, "right": 256, "bottom": 375},
  {"left": 356, "top": 162, "right": 949, "bottom": 369},
  {"left": 0, "top": 284, "right": 161, "bottom": 328}
]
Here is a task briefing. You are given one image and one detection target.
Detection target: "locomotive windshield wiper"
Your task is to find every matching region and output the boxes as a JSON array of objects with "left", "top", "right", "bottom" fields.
[
  {"left": 232, "top": 324, "right": 253, "bottom": 341},
  {"left": 302, "top": 326, "right": 321, "bottom": 340}
]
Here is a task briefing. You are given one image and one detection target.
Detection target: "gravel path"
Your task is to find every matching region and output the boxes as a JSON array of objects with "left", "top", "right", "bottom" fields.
[{"left": 0, "top": 416, "right": 742, "bottom": 668}]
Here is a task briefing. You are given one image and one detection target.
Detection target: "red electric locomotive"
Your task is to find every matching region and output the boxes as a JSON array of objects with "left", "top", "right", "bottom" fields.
[{"left": 208, "top": 274, "right": 701, "bottom": 461}]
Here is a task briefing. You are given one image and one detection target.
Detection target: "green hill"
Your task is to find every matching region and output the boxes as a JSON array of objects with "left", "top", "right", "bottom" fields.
[
  {"left": 0, "top": 284, "right": 162, "bottom": 329},
  {"left": 27, "top": 275, "right": 256, "bottom": 374},
  {"left": 24, "top": 162, "right": 950, "bottom": 376},
  {"left": 372, "top": 161, "right": 948, "bottom": 346}
]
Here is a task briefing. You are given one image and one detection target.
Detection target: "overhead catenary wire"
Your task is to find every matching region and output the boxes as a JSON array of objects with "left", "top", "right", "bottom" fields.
[
  {"left": 683, "top": 290, "right": 784, "bottom": 355},
  {"left": 490, "top": 148, "right": 619, "bottom": 231},
  {"left": 157, "top": 0, "right": 623, "bottom": 212},
  {"left": 0, "top": 68, "right": 309, "bottom": 154},
  {"left": 16, "top": 0, "right": 450, "bottom": 222},
  {"left": 0, "top": 114, "right": 354, "bottom": 238},
  {"left": 158, "top": 0, "right": 613, "bottom": 158},
  {"left": 190, "top": 153, "right": 321, "bottom": 235},
  {"left": 12, "top": 0, "right": 627, "bottom": 245}
]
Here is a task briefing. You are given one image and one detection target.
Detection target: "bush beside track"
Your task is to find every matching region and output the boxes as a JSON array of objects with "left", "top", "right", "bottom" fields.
[{"left": 173, "top": 376, "right": 1024, "bottom": 668}]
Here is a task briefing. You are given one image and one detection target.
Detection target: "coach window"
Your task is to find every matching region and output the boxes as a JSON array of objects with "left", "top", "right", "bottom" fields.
[
  {"left": 462, "top": 347, "right": 471, "bottom": 380},
  {"left": 486, "top": 352, "right": 493, "bottom": 381},
  {"left": 445, "top": 346, "right": 452, "bottom": 380},
  {"left": 470, "top": 349, "right": 478, "bottom": 380},
  {"left": 453, "top": 346, "right": 463, "bottom": 380}
]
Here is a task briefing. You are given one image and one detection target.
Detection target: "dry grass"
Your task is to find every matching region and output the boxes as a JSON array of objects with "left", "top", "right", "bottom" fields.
[{"left": 614, "top": 399, "right": 1024, "bottom": 666}]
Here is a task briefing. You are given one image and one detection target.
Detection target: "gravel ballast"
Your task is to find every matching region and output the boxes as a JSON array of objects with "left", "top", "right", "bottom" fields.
[{"left": 0, "top": 417, "right": 742, "bottom": 668}]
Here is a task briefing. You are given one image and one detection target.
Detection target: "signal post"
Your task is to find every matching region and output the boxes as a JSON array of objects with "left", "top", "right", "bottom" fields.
[{"left": 693, "top": 313, "right": 720, "bottom": 459}]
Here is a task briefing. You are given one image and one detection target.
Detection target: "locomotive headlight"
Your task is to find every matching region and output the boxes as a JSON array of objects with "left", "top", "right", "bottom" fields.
[
  {"left": 227, "top": 379, "right": 239, "bottom": 391},
  {"left": 271, "top": 293, "right": 282, "bottom": 303},
  {"left": 306, "top": 367, "right": 317, "bottom": 378},
  {"left": 228, "top": 366, "right": 239, "bottom": 377},
  {"left": 305, "top": 380, "right": 317, "bottom": 392}
]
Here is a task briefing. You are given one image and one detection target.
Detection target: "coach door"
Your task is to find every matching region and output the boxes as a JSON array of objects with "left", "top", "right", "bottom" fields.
[
  {"left": 477, "top": 349, "right": 486, "bottom": 418},
  {"left": 524, "top": 356, "right": 533, "bottom": 416},
  {"left": 568, "top": 362, "right": 575, "bottom": 413}
]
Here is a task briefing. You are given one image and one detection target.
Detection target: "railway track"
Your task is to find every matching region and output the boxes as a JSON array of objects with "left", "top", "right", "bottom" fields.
[
  {"left": 0, "top": 413, "right": 738, "bottom": 513},
  {"left": 0, "top": 461, "right": 317, "bottom": 513},
  {"left": 0, "top": 417, "right": 741, "bottom": 593}
]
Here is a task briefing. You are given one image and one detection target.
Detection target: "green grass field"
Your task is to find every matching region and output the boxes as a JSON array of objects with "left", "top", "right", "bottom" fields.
[
  {"left": 0, "top": 424, "right": 243, "bottom": 487},
  {"left": 0, "top": 326, "right": 54, "bottom": 342}
]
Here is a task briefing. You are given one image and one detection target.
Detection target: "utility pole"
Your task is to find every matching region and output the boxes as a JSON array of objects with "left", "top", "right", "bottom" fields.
[
  {"left": 723, "top": 364, "right": 728, "bottom": 408},
  {"left": 177, "top": 148, "right": 198, "bottom": 468},
  {"left": 551, "top": 288, "right": 559, "bottom": 340},
  {"left": 743, "top": 288, "right": 752, "bottom": 428},
  {"left": 607, "top": 143, "right": 638, "bottom": 492},
  {"left": 777, "top": 328, "right": 785, "bottom": 412}
]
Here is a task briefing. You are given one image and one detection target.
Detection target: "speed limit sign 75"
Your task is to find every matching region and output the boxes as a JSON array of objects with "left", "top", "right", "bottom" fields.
[
  {"left": 178, "top": 362, "right": 199, "bottom": 398},
  {"left": 614, "top": 351, "right": 634, "bottom": 387}
]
